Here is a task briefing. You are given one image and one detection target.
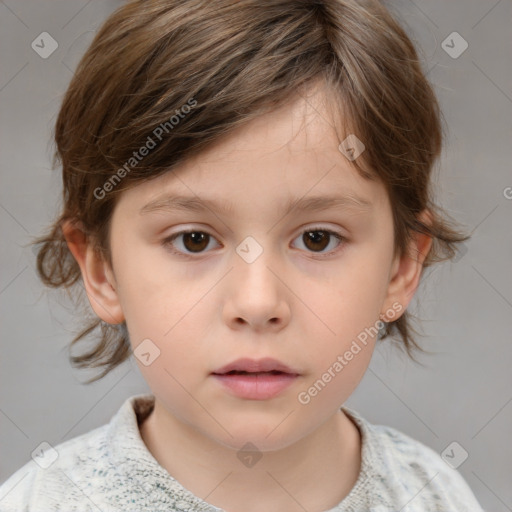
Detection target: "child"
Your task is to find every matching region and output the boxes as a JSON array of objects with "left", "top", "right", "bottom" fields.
[{"left": 0, "top": 0, "right": 484, "bottom": 510}]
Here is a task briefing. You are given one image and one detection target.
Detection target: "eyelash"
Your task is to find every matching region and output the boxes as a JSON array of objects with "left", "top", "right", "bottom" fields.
[{"left": 161, "top": 226, "right": 346, "bottom": 259}]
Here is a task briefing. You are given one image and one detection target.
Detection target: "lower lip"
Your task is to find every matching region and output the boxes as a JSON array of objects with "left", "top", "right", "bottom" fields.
[{"left": 212, "top": 372, "right": 298, "bottom": 400}]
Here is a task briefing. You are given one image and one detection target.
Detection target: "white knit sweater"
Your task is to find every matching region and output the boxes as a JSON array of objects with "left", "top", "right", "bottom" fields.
[{"left": 0, "top": 394, "right": 484, "bottom": 511}]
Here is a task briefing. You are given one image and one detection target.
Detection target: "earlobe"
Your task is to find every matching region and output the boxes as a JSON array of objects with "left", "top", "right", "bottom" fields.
[
  {"left": 61, "top": 220, "right": 125, "bottom": 325},
  {"left": 381, "top": 211, "right": 433, "bottom": 320}
]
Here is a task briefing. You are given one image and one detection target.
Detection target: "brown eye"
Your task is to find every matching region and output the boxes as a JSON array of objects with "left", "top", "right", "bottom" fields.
[
  {"left": 303, "top": 230, "right": 330, "bottom": 252},
  {"left": 163, "top": 230, "right": 219, "bottom": 256},
  {"left": 293, "top": 228, "right": 344, "bottom": 256},
  {"left": 181, "top": 232, "right": 209, "bottom": 252},
  {"left": 163, "top": 227, "right": 344, "bottom": 259}
]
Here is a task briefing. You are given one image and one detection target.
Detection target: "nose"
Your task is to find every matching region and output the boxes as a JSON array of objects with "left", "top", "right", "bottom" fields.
[{"left": 222, "top": 245, "right": 291, "bottom": 332}]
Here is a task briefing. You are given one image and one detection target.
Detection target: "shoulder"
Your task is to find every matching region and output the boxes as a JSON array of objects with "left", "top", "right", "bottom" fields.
[
  {"left": 0, "top": 423, "right": 110, "bottom": 512},
  {"left": 341, "top": 407, "right": 484, "bottom": 512},
  {"left": 375, "top": 423, "right": 469, "bottom": 488},
  {"left": 0, "top": 393, "right": 153, "bottom": 512}
]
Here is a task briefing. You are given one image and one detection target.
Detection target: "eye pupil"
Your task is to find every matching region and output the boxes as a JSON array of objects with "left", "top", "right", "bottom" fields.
[
  {"left": 304, "top": 230, "right": 329, "bottom": 252},
  {"left": 183, "top": 232, "right": 209, "bottom": 252}
]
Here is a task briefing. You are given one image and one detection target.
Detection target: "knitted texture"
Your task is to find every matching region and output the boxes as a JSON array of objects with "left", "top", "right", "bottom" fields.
[{"left": 0, "top": 394, "right": 483, "bottom": 511}]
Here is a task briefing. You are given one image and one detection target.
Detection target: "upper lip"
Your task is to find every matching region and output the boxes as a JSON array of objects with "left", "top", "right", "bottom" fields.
[{"left": 212, "top": 357, "right": 300, "bottom": 375}]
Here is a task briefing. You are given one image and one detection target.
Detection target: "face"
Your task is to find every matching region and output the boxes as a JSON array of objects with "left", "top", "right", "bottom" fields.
[{"left": 83, "top": 85, "right": 418, "bottom": 452}]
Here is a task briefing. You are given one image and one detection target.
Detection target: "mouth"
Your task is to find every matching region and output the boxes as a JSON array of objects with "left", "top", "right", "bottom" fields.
[
  {"left": 212, "top": 357, "right": 300, "bottom": 376},
  {"left": 211, "top": 358, "right": 300, "bottom": 400},
  {"left": 218, "top": 370, "right": 290, "bottom": 376}
]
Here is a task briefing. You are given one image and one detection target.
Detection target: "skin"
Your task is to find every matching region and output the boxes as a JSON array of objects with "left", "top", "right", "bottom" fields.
[{"left": 63, "top": 83, "right": 432, "bottom": 512}]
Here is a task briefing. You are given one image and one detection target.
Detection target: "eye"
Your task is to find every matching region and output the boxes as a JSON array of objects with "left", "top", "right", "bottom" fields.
[
  {"left": 292, "top": 227, "right": 345, "bottom": 257},
  {"left": 162, "top": 227, "right": 346, "bottom": 258},
  {"left": 162, "top": 230, "right": 220, "bottom": 257}
]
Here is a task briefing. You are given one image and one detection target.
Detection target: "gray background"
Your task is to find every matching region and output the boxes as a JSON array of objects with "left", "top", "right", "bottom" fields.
[{"left": 1, "top": 1, "right": 511, "bottom": 510}]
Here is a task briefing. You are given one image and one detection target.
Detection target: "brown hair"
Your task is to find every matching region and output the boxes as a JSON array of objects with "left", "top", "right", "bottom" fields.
[{"left": 32, "top": 0, "right": 469, "bottom": 382}]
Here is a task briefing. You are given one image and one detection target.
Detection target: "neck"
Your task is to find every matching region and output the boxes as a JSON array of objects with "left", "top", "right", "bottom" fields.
[{"left": 139, "top": 400, "right": 362, "bottom": 512}]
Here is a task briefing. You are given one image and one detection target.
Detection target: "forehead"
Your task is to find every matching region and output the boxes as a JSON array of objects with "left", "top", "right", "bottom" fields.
[
  {"left": 189, "top": 82, "right": 347, "bottom": 163},
  {"left": 116, "top": 85, "right": 388, "bottom": 216}
]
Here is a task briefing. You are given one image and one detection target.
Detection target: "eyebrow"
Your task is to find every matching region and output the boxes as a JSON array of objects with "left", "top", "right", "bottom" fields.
[{"left": 139, "top": 192, "right": 373, "bottom": 217}]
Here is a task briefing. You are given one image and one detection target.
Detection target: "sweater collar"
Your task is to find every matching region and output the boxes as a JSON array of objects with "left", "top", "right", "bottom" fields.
[
  {"left": 108, "top": 393, "right": 223, "bottom": 511},
  {"left": 108, "top": 393, "right": 379, "bottom": 511}
]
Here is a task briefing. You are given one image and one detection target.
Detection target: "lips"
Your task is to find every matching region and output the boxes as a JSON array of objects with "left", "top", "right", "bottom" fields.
[
  {"left": 211, "top": 358, "right": 300, "bottom": 400},
  {"left": 212, "top": 357, "right": 299, "bottom": 376}
]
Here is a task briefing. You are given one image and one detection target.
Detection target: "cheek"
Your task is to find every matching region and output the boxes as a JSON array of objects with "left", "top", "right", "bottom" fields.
[
  {"left": 129, "top": 303, "right": 216, "bottom": 418},
  {"left": 294, "top": 250, "right": 390, "bottom": 390},
  {"left": 294, "top": 295, "right": 378, "bottom": 413},
  {"left": 297, "top": 348, "right": 373, "bottom": 412},
  {"left": 311, "top": 253, "right": 390, "bottom": 339},
  {"left": 124, "top": 285, "right": 214, "bottom": 375},
  {"left": 115, "top": 255, "right": 218, "bottom": 380},
  {"left": 113, "top": 241, "right": 202, "bottom": 337}
]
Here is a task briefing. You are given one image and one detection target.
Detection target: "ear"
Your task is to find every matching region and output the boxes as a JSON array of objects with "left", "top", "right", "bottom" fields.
[
  {"left": 380, "top": 210, "right": 433, "bottom": 321},
  {"left": 61, "top": 219, "right": 125, "bottom": 325}
]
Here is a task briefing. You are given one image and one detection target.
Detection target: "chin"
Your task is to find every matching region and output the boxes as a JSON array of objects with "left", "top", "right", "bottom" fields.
[{"left": 208, "top": 416, "right": 310, "bottom": 454}]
